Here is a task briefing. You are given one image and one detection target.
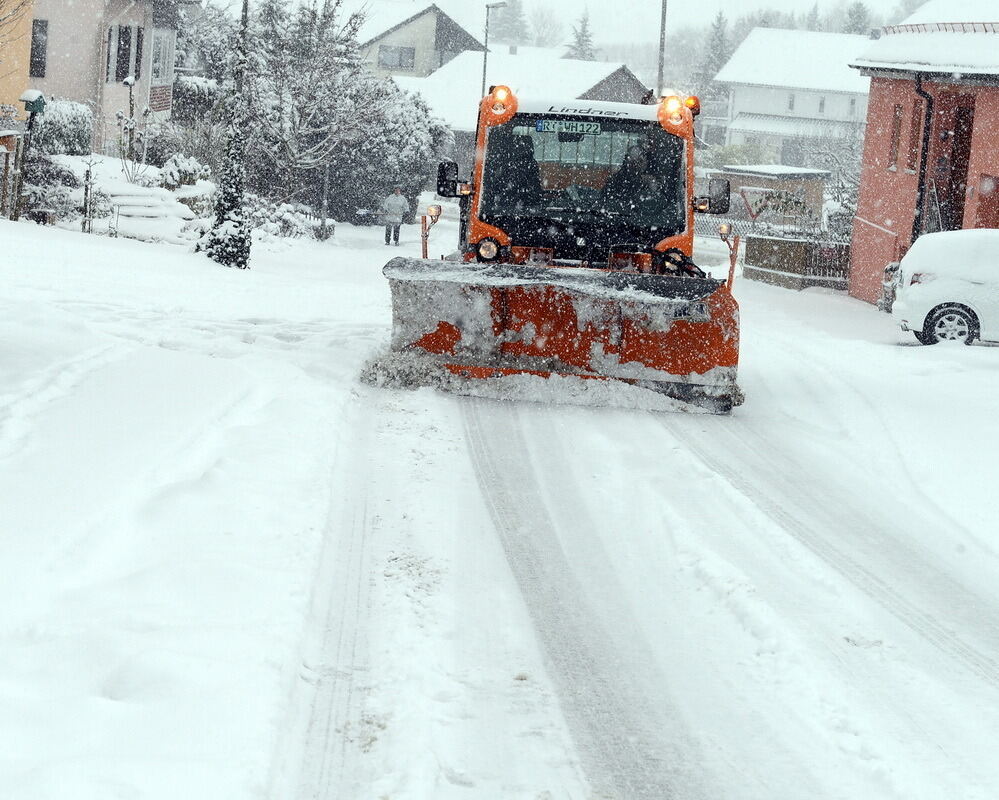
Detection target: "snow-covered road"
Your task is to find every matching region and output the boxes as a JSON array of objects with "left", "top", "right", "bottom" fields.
[{"left": 2, "top": 216, "right": 998, "bottom": 799}]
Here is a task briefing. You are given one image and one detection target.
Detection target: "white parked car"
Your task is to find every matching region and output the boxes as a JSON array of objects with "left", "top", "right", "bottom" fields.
[{"left": 892, "top": 229, "right": 999, "bottom": 345}]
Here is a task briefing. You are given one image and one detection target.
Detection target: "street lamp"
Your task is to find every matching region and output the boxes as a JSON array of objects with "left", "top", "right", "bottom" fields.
[
  {"left": 656, "top": 0, "right": 668, "bottom": 98},
  {"left": 481, "top": 1, "right": 507, "bottom": 99}
]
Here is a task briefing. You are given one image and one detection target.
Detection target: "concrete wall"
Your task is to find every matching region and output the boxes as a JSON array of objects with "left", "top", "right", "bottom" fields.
[
  {"left": 849, "top": 76, "right": 999, "bottom": 303},
  {"left": 0, "top": 0, "right": 33, "bottom": 111}
]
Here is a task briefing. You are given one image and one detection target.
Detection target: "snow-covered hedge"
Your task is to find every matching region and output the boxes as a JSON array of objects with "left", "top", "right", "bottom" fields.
[{"left": 32, "top": 100, "right": 93, "bottom": 156}]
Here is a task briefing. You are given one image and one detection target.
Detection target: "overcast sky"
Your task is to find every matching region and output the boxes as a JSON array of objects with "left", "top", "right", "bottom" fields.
[{"left": 525, "top": 0, "right": 903, "bottom": 43}]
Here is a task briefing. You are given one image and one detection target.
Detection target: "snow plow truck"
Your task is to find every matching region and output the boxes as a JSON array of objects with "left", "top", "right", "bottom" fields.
[{"left": 376, "top": 87, "right": 742, "bottom": 413}]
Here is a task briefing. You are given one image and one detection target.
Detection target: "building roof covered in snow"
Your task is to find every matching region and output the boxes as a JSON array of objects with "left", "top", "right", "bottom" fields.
[
  {"left": 851, "top": 0, "right": 999, "bottom": 77},
  {"left": 714, "top": 28, "right": 871, "bottom": 95},
  {"left": 394, "top": 47, "right": 646, "bottom": 132},
  {"left": 350, "top": 0, "right": 485, "bottom": 47}
]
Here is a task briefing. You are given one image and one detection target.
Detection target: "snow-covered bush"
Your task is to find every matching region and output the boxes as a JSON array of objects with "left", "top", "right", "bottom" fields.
[
  {"left": 172, "top": 76, "right": 221, "bottom": 123},
  {"left": 244, "top": 193, "right": 321, "bottom": 239},
  {"left": 21, "top": 154, "right": 81, "bottom": 219},
  {"left": 160, "top": 153, "right": 210, "bottom": 189},
  {"left": 141, "top": 124, "right": 184, "bottom": 167},
  {"left": 32, "top": 100, "right": 93, "bottom": 156}
]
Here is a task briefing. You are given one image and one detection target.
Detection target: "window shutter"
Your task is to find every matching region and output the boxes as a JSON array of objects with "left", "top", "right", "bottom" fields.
[
  {"left": 136, "top": 27, "right": 144, "bottom": 79},
  {"left": 107, "top": 26, "right": 115, "bottom": 82},
  {"left": 116, "top": 26, "right": 132, "bottom": 82}
]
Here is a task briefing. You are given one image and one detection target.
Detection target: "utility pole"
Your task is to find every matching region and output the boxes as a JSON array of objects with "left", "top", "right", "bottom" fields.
[
  {"left": 481, "top": 1, "right": 507, "bottom": 98},
  {"left": 656, "top": 0, "right": 668, "bottom": 97}
]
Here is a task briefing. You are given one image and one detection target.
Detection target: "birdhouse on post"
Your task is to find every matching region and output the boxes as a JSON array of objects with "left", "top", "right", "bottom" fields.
[{"left": 19, "top": 90, "right": 46, "bottom": 116}]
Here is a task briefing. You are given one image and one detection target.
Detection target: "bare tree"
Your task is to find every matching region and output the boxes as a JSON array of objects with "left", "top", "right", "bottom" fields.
[
  {"left": 529, "top": 5, "right": 564, "bottom": 48},
  {"left": 0, "top": 0, "right": 31, "bottom": 78}
]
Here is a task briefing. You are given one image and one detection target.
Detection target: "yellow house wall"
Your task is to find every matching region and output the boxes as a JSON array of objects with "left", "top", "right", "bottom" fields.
[{"left": 0, "top": 0, "right": 34, "bottom": 112}]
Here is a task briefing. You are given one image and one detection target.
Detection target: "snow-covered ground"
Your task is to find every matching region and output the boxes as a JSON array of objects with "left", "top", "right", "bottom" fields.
[{"left": 2, "top": 214, "right": 999, "bottom": 799}]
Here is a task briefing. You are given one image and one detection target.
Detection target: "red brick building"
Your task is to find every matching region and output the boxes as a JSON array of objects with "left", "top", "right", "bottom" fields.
[{"left": 848, "top": 1, "right": 999, "bottom": 303}]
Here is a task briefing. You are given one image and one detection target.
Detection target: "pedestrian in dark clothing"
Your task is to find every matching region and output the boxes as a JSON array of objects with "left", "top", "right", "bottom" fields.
[{"left": 381, "top": 187, "right": 411, "bottom": 246}]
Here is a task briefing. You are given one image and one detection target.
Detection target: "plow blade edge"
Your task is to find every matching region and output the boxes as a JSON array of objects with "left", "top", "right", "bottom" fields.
[{"left": 381, "top": 257, "right": 742, "bottom": 412}]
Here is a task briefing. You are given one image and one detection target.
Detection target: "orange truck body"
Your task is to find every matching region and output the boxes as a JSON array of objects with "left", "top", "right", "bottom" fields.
[{"left": 382, "top": 89, "right": 741, "bottom": 412}]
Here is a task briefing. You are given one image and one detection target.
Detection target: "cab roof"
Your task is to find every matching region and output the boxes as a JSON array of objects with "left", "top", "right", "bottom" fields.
[{"left": 514, "top": 97, "right": 660, "bottom": 122}]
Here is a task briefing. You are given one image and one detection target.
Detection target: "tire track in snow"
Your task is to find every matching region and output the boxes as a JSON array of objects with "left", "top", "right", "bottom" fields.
[
  {"left": 281, "top": 393, "right": 374, "bottom": 800},
  {"left": 462, "top": 399, "right": 710, "bottom": 800},
  {"left": 660, "top": 417, "right": 999, "bottom": 689}
]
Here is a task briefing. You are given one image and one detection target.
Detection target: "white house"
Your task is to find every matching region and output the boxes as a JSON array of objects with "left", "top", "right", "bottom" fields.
[
  {"left": 350, "top": 0, "right": 485, "bottom": 79},
  {"left": 714, "top": 28, "right": 871, "bottom": 164}
]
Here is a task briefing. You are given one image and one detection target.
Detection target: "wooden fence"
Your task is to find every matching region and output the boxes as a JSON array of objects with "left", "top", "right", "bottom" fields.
[{"left": 743, "top": 236, "right": 851, "bottom": 291}]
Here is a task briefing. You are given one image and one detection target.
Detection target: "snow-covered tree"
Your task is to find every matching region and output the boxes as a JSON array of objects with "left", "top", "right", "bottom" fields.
[
  {"left": 804, "top": 3, "right": 822, "bottom": 31},
  {"left": 0, "top": 0, "right": 30, "bottom": 47},
  {"left": 529, "top": 6, "right": 564, "bottom": 48},
  {"left": 888, "top": 0, "right": 923, "bottom": 24},
  {"left": 174, "top": 2, "right": 238, "bottom": 84},
  {"left": 697, "top": 12, "right": 730, "bottom": 94},
  {"left": 200, "top": 0, "right": 251, "bottom": 269},
  {"left": 492, "top": 0, "right": 529, "bottom": 45},
  {"left": 247, "top": 0, "right": 377, "bottom": 198},
  {"left": 731, "top": 9, "right": 799, "bottom": 49},
  {"left": 565, "top": 11, "right": 597, "bottom": 61},
  {"left": 843, "top": 2, "right": 873, "bottom": 34},
  {"left": 320, "top": 81, "right": 451, "bottom": 220}
]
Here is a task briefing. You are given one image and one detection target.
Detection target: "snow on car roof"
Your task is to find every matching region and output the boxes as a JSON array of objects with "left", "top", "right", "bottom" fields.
[
  {"left": 902, "top": 229, "right": 999, "bottom": 280},
  {"left": 394, "top": 48, "right": 640, "bottom": 132},
  {"left": 714, "top": 28, "right": 871, "bottom": 95},
  {"left": 852, "top": 0, "right": 999, "bottom": 76}
]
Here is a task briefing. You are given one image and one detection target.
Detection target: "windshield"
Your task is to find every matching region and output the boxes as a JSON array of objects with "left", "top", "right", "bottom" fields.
[{"left": 479, "top": 114, "right": 687, "bottom": 236}]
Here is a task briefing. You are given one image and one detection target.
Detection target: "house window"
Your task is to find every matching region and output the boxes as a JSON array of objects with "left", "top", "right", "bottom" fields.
[
  {"left": 107, "top": 25, "right": 145, "bottom": 83},
  {"left": 888, "top": 104, "right": 904, "bottom": 169},
  {"left": 849, "top": 97, "right": 857, "bottom": 117},
  {"left": 150, "top": 29, "right": 175, "bottom": 86},
  {"left": 818, "top": 96, "right": 826, "bottom": 114},
  {"left": 377, "top": 45, "right": 416, "bottom": 69},
  {"left": 29, "top": 19, "right": 48, "bottom": 78},
  {"left": 788, "top": 93, "right": 795, "bottom": 111},
  {"left": 906, "top": 100, "right": 923, "bottom": 172}
]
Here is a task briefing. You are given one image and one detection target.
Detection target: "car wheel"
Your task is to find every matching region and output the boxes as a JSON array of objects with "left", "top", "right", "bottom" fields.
[{"left": 922, "top": 305, "right": 979, "bottom": 345}]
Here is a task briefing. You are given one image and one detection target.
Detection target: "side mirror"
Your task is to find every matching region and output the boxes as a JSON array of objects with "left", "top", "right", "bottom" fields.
[
  {"left": 708, "top": 177, "right": 731, "bottom": 214},
  {"left": 437, "top": 160, "right": 459, "bottom": 198},
  {"left": 693, "top": 177, "right": 731, "bottom": 215}
]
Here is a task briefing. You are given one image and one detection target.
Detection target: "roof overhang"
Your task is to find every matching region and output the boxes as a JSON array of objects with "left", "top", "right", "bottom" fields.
[
  {"left": 727, "top": 113, "right": 862, "bottom": 140},
  {"left": 851, "top": 64, "right": 999, "bottom": 86}
]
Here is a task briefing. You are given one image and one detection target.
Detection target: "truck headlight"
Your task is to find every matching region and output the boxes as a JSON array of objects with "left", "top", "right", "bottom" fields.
[{"left": 477, "top": 239, "right": 500, "bottom": 261}]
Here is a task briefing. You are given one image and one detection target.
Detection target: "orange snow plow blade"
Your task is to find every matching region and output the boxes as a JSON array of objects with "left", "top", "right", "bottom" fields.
[{"left": 376, "top": 257, "right": 742, "bottom": 413}]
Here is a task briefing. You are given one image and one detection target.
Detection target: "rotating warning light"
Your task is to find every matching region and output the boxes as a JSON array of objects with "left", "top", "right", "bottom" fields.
[
  {"left": 491, "top": 85, "right": 513, "bottom": 113},
  {"left": 661, "top": 95, "right": 684, "bottom": 125},
  {"left": 685, "top": 95, "right": 701, "bottom": 116}
]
